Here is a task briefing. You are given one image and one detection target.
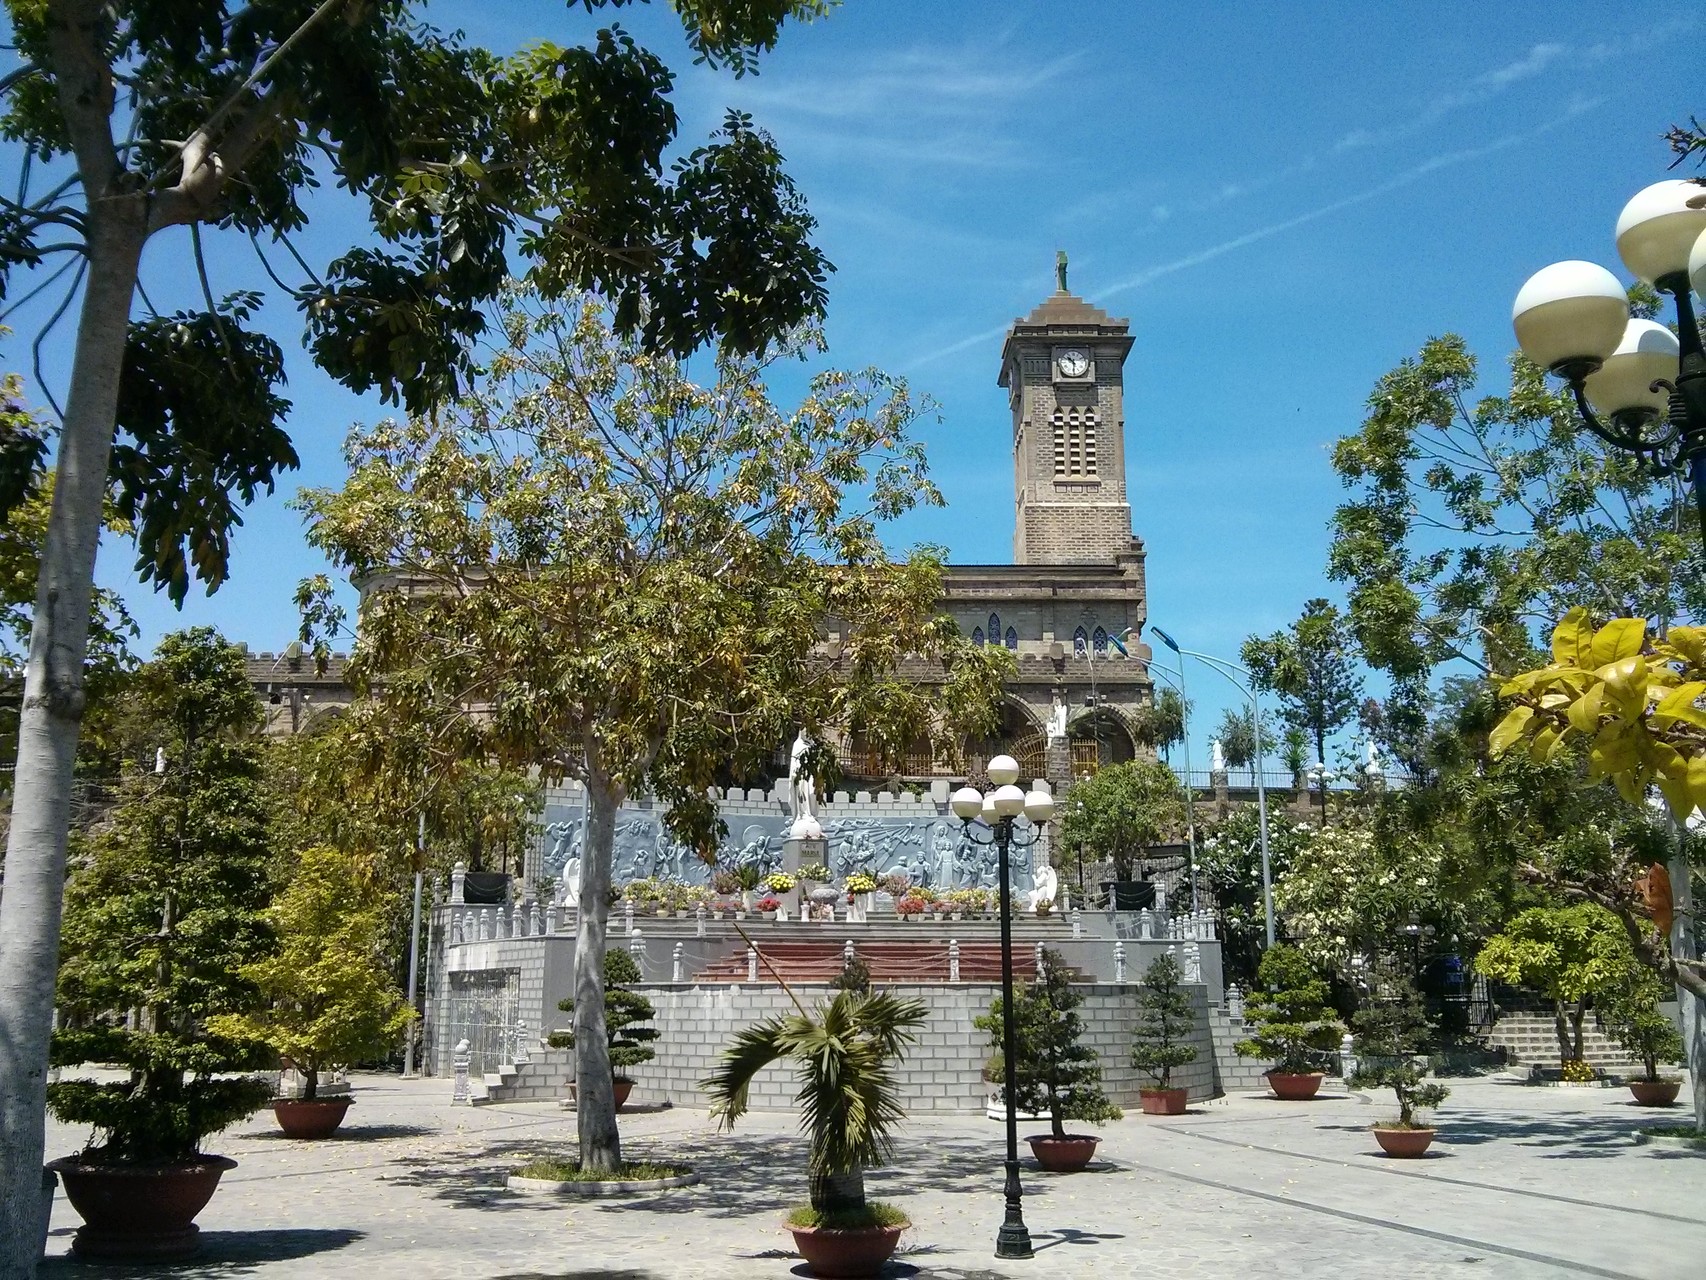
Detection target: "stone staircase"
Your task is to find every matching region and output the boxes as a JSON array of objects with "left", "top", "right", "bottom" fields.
[
  {"left": 1484, "top": 1009, "right": 1639, "bottom": 1073},
  {"left": 471, "top": 1040, "right": 570, "bottom": 1105},
  {"left": 693, "top": 938, "right": 1085, "bottom": 985}
]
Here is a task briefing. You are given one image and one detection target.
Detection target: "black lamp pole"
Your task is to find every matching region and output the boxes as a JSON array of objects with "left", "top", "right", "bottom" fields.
[{"left": 958, "top": 806, "right": 1045, "bottom": 1260}]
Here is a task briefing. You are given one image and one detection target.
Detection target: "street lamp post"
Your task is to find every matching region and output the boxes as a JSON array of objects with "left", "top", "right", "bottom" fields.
[
  {"left": 1511, "top": 180, "right": 1706, "bottom": 524},
  {"left": 951, "top": 757, "right": 1056, "bottom": 1261},
  {"left": 1147, "top": 628, "right": 1199, "bottom": 913},
  {"left": 1149, "top": 634, "right": 1277, "bottom": 949}
]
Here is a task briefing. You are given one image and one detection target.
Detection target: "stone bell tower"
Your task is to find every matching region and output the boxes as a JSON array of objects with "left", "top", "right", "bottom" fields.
[{"left": 998, "top": 253, "right": 1139, "bottom": 565}]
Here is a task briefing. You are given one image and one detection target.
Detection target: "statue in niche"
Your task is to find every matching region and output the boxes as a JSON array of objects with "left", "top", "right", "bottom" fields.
[{"left": 788, "top": 730, "right": 823, "bottom": 839}]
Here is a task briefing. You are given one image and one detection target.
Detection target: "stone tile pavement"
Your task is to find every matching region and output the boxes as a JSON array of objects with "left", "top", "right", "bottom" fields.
[{"left": 38, "top": 1072, "right": 1705, "bottom": 1279}]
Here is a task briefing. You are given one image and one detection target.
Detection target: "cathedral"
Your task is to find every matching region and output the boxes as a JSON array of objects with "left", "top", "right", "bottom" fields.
[{"left": 249, "top": 264, "right": 1160, "bottom": 796}]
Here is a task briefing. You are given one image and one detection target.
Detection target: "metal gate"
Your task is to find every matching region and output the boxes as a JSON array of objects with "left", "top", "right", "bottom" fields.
[{"left": 446, "top": 969, "right": 520, "bottom": 1078}]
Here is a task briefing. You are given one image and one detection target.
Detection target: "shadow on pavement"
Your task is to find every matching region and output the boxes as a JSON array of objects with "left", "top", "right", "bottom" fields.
[
  {"left": 40, "top": 1228, "right": 363, "bottom": 1276},
  {"left": 238, "top": 1124, "right": 436, "bottom": 1142},
  {"left": 1317, "top": 1109, "right": 1646, "bottom": 1158}
]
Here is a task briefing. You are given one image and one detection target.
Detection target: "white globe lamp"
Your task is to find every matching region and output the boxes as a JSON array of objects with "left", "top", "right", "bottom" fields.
[
  {"left": 992, "top": 783, "right": 1026, "bottom": 819},
  {"left": 987, "top": 754, "right": 1021, "bottom": 787},
  {"left": 950, "top": 786, "right": 984, "bottom": 821},
  {"left": 1583, "top": 319, "right": 1680, "bottom": 421},
  {"left": 1615, "top": 180, "right": 1706, "bottom": 284},
  {"left": 1512, "top": 261, "right": 1629, "bottom": 372},
  {"left": 1022, "top": 790, "right": 1055, "bottom": 824}
]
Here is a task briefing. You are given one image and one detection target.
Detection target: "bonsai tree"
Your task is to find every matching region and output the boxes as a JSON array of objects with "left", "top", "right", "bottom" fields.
[
  {"left": 1474, "top": 904, "right": 1633, "bottom": 1069},
  {"left": 975, "top": 947, "right": 1123, "bottom": 1140},
  {"left": 206, "top": 845, "right": 415, "bottom": 1101},
  {"left": 1235, "top": 944, "right": 1344, "bottom": 1076},
  {"left": 1131, "top": 952, "right": 1199, "bottom": 1093},
  {"left": 49, "top": 628, "right": 276, "bottom": 1165},
  {"left": 549, "top": 949, "right": 659, "bottom": 1084},
  {"left": 1601, "top": 975, "right": 1685, "bottom": 1084},
  {"left": 1057, "top": 758, "right": 1183, "bottom": 888},
  {"left": 1347, "top": 978, "right": 1449, "bottom": 1129},
  {"left": 703, "top": 989, "right": 926, "bottom": 1223}
]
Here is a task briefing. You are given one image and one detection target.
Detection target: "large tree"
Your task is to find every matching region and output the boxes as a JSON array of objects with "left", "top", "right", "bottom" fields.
[
  {"left": 0, "top": 3, "right": 833, "bottom": 1263},
  {"left": 1242, "top": 598, "right": 1363, "bottom": 814},
  {"left": 298, "top": 293, "right": 1009, "bottom": 1171},
  {"left": 1056, "top": 758, "right": 1184, "bottom": 886}
]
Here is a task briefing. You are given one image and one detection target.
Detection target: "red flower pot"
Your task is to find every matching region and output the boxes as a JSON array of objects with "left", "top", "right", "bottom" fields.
[
  {"left": 566, "top": 1078, "right": 636, "bottom": 1110},
  {"left": 272, "top": 1097, "right": 353, "bottom": 1139},
  {"left": 1629, "top": 1078, "right": 1682, "bottom": 1107},
  {"left": 788, "top": 1222, "right": 904, "bottom": 1277},
  {"left": 1372, "top": 1126, "right": 1437, "bottom": 1158},
  {"left": 1026, "top": 1134, "right": 1101, "bottom": 1172},
  {"left": 1140, "top": 1087, "right": 1188, "bottom": 1115},
  {"left": 48, "top": 1155, "right": 237, "bottom": 1261},
  {"left": 1266, "top": 1071, "right": 1324, "bottom": 1100}
]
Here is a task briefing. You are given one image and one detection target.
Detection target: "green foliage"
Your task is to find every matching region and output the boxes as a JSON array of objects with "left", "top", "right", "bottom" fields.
[
  {"left": 1243, "top": 598, "right": 1364, "bottom": 774},
  {"left": 1057, "top": 758, "right": 1184, "bottom": 883},
  {"left": 49, "top": 628, "right": 274, "bottom": 1163},
  {"left": 205, "top": 845, "right": 414, "bottom": 1099},
  {"left": 1348, "top": 978, "right": 1449, "bottom": 1127},
  {"left": 703, "top": 989, "right": 927, "bottom": 1214},
  {"left": 1598, "top": 971, "right": 1685, "bottom": 1083},
  {"left": 548, "top": 949, "right": 659, "bottom": 1074},
  {"left": 1214, "top": 706, "right": 1257, "bottom": 771},
  {"left": 786, "top": 1201, "right": 909, "bottom": 1230},
  {"left": 976, "top": 948, "right": 1122, "bottom": 1137},
  {"left": 1475, "top": 904, "right": 1639, "bottom": 1064},
  {"left": 1130, "top": 953, "right": 1198, "bottom": 1089},
  {"left": 830, "top": 953, "right": 873, "bottom": 995},
  {"left": 1235, "top": 945, "right": 1344, "bottom": 1075},
  {"left": 1131, "top": 687, "right": 1189, "bottom": 758},
  {"left": 1198, "top": 806, "right": 1312, "bottom": 988}
]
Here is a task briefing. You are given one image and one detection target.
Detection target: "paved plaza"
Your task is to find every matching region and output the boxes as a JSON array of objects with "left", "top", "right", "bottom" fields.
[{"left": 39, "top": 1072, "right": 1705, "bottom": 1279}]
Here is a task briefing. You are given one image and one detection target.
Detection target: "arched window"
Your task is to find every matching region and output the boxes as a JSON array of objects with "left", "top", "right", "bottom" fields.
[
  {"left": 1093, "top": 626, "right": 1108, "bottom": 655},
  {"left": 987, "top": 613, "right": 1001, "bottom": 642},
  {"left": 971, "top": 627, "right": 984, "bottom": 646},
  {"left": 1073, "top": 626, "right": 1088, "bottom": 655},
  {"left": 1004, "top": 626, "right": 1018, "bottom": 651}
]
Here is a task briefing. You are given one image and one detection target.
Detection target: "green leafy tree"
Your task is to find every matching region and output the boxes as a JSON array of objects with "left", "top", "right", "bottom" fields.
[
  {"left": 298, "top": 294, "right": 1008, "bottom": 1173},
  {"left": 1235, "top": 944, "right": 1344, "bottom": 1075},
  {"left": 206, "top": 845, "right": 413, "bottom": 1100},
  {"left": 1057, "top": 758, "right": 1183, "bottom": 884},
  {"left": 1130, "top": 952, "right": 1198, "bottom": 1091},
  {"left": 1348, "top": 977, "right": 1449, "bottom": 1129},
  {"left": 1131, "top": 687, "right": 1188, "bottom": 760},
  {"left": 976, "top": 948, "right": 1121, "bottom": 1138},
  {"left": 1214, "top": 706, "right": 1256, "bottom": 772},
  {"left": 547, "top": 949, "right": 659, "bottom": 1081},
  {"left": 0, "top": 3, "right": 836, "bottom": 1251},
  {"left": 703, "top": 989, "right": 927, "bottom": 1220},
  {"left": 1198, "top": 806, "right": 1311, "bottom": 988},
  {"left": 1600, "top": 969, "right": 1686, "bottom": 1084},
  {"left": 1243, "top": 599, "right": 1364, "bottom": 817},
  {"left": 1474, "top": 904, "right": 1636, "bottom": 1066},
  {"left": 48, "top": 628, "right": 274, "bottom": 1165}
]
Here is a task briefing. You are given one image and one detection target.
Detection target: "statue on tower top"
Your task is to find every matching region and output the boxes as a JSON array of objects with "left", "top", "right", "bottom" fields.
[{"left": 1055, "top": 249, "right": 1068, "bottom": 293}]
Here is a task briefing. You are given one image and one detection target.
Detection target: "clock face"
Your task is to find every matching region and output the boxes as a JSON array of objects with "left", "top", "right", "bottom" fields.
[{"left": 1056, "top": 349, "right": 1090, "bottom": 378}]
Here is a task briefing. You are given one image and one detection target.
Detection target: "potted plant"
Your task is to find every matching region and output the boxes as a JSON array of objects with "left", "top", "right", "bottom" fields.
[
  {"left": 1348, "top": 978, "right": 1450, "bottom": 1157},
  {"left": 206, "top": 845, "right": 415, "bottom": 1139},
  {"left": 1035, "top": 898, "right": 1054, "bottom": 918},
  {"left": 735, "top": 861, "right": 764, "bottom": 910},
  {"left": 549, "top": 948, "right": 658, "bottom": 1111},
  {"left": 46, "top": 628, "right": 276, "bottom": 1259},
  {"left": 1602, "top": 978, "right": 1685, "bottom": 1106},
  {"left": 757, "top": 895, "right": 782, "bottom": 920},
  {"left": 976, "top": 947, "right": 1122, "bottom": 1172},
  {"left": 1058, "top": 759, "right": 1183, "bottom": 911},
  {"left": 879, "top": 872, "right": 912, "bottom": 907},
  {"left": 1236, "top": 944, "right": 1343, "bottom": 1100},
  {"left": 1131, "top": 952, "right": 1198, "bottom": 1115},
  {"left": 711, "top": 868, "right": 743, "bottom": 902},
  {"left": 896, "top": 894, "right": 926, "bottom": 922},
  {"left": 704, "top": 988, "right": 927, "bottom": 1277},
  {"left": 845, "top": 872, "right": 877, "bottom": 917},
  {"left": 799, "top": 861, "right": 831, "bottom": 887}
]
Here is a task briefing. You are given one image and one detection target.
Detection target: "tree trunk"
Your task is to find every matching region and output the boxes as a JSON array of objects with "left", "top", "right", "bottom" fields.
[
  {"left": 1552, "top": 1000, "right": 1572, "bottom": 1064},
  {"left": 1569, "top": 1001, "right": 1586, "bottom": 1062},
  {"left": 1671, "top": 846, "right": 1706, "bottom": 1131},
  {"left": 0, "top": 202, "right": 145, "bottom": 1279},
  {"left": 303, "top": 1066, "right": 318, "bottom": 1102},
  {"left": 574, "top": 769, "right": 622, "bottom": 1172},
  {"left": 809, "top": 1166, "right": 866, "bottom": 1215}
]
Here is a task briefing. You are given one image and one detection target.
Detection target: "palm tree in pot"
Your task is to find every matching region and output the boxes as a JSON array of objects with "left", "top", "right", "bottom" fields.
[
  {"left": 976, "top": 947, "right": 1122, "bottom": 1171},
  {"left": 703, "top": 987, "right": 926, "bottom": 1277},
  {"left": 1130, "top": 952, "right": 1198, "bottom": 1114}
]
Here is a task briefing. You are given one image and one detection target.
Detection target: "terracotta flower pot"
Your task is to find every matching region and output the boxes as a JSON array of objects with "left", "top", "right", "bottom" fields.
[
  {"left": 566, "top": 1078, "right": 636, "bottom": 1110},
  {"left": 1140, "top": 1087, "right": 1188, "bottom": 1116},
  {"left": 272, "top": 1096, "right": 353, "bottom": 1139},
  {"left": 48, "top": 1155, "right": 236, "bottom": 1261},
  {"left": 1372, "top": 1126, "right": 1437, "bottom": 1158},
  {"left": 1026, "top": 1133, "right": 1100, "bottom": 1172},
  {"left": 788, "top": 1221, "right": 904, "bottom": 1277},
  {"left": 1629, "top": 1078, "right": 1682, "bottom": 1107},
  {"left": 1266, "top": 1071, "right": 1325, "bottom": 1101}
]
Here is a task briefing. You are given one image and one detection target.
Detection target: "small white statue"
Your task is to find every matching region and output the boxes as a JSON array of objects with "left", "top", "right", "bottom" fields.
[
  {"left": 562, "top": 856, "right": 581, "bottom": 909},
  {"left": 1210, "top": 738, "right": 1226, "bottom": 774},
  {"left": 1364, "top": 739, "right": 1381, "bottom": 777},
  {"left": 1027, "top": 862, "right": 1059, "bottom": 912},
  {"left": 1047, "top": 697, "right": 1068, "bottom": 739},
  {"left": 788, "top": 729, "right": 823, "bottom": 840}
]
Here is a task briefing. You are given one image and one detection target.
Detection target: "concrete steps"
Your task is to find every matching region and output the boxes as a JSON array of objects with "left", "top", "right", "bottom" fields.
[
  {"left": 1485, "top": 1011, "right": 1638, "bottom": 1071},
  {"left": 693, "top": 939, "right": 1086, "bottom": 985}
]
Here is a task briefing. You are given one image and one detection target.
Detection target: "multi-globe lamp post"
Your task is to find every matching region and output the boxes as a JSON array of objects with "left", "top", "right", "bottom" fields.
[
  {"left": 1511, "top": 179, "right": 1706, "bottom": 522},
  {"left": 950, "top": 756, "right": 1056, "bottom": 1260}
]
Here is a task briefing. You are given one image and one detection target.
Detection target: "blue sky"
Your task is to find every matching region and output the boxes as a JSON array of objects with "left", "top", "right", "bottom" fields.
[{"left": 5, "top": 0, "right": 1702, "bottom": 756}]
